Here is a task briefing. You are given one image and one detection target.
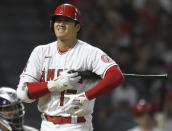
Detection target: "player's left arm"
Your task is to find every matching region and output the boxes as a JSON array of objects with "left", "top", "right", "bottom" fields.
[
  {"left": 62, "top": 65, "right": 125, "bottom": 114},
  {"left": 85, "top": 65, "right": 125, "bottom": 100},
  {"left": 85, "top": 48, "right": 125, "bottom": 99}
]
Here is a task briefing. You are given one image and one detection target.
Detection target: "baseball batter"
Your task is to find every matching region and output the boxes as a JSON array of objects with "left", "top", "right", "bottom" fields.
[{"left": 16, "top": 3, "right": 124, "bottom": 131}]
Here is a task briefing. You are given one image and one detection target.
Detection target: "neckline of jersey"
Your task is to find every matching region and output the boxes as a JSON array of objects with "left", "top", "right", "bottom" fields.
[{"left": 56, "top": 40, "right": 79, "bottom": 55}]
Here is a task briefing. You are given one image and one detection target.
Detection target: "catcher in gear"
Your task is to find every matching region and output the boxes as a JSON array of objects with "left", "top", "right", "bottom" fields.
[
  {"left": 0, "top": 87, "right": 38, "bottom": 131},
  {"left": 17, "top": 3, "right": 124, "bottom": 131}
]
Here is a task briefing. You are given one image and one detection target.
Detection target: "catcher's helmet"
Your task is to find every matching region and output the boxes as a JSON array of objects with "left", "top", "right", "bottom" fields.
[
  {"left": 0, "top": 87, "right": 25, "bottom": 131},
  {"left": 50, "top": 3, "right": 82, "bottom": 29},
  {"left": 133, "top": 100, "right": 153, "bottom": 116}
]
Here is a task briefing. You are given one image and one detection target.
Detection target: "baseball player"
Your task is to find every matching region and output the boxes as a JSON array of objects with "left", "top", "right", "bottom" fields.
[
  {"left": 0, "top": 86, "right": 39, "bottom": 131},
  {"left": 16, "top": 3, "right": 124, "bottom": 131}
]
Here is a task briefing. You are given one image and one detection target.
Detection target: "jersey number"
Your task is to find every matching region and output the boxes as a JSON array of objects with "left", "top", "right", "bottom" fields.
[{"left": 60, "top": 90, "right": 77, "bottom": 106}]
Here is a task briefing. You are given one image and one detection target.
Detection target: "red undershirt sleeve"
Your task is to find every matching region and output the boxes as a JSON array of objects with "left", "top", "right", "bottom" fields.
[
  {"left": 27, "top": 82, "right": 50, "bottom": 99},
  {"left": 85, "top": 65, "right": 125, "bottom": 100},
  {"left": 27, "top": 65, "right": 124, "bottom": 100}
]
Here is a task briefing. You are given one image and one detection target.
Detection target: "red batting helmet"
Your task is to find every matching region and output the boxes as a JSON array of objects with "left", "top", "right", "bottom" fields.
[
  {"left": 133, "top": 100, "right": 153, "bottom": 115},
  {"left": 50, "top": 3, "right": 82, "bottom": 29}
]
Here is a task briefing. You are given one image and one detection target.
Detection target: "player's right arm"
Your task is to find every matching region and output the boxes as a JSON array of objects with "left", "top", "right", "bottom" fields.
[
  {"left": 17, "top": 46, "right": 81, "bottom": 102},
  {"left": 17, "top": 46, "right": 42, "bottom": 103},
  {"left": 17, "top": 69, "right": 81, "bottom": 102}
]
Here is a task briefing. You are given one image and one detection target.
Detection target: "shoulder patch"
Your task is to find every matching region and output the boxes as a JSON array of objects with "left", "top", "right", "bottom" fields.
[{"left": 101, "top": 54, "right": 114, "bottom": 63}]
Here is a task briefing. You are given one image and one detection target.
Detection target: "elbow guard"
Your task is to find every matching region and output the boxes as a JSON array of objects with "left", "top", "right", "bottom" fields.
[{"left": 17, "top": 82, "right": 35, "bottom": 103}]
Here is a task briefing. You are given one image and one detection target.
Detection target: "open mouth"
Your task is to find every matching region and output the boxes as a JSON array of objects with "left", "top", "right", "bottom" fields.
[{"left": 58, "top": 26, "right": 66, "bottom": 33}]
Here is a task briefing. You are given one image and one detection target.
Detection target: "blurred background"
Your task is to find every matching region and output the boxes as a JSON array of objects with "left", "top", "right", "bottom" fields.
[{"left": 0, "top": 0, "right": 172, "bottom": 130}]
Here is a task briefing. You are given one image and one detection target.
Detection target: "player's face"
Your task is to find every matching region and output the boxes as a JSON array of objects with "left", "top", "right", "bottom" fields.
[
  {"left": 54, "top": 16, "right": 80, "bottom": 40},
  {"left": 2, "top": 105, "right": 19, "bottom": 118},
  {"left": 134, "top": 112, "right": 156, "bottom": 128}
]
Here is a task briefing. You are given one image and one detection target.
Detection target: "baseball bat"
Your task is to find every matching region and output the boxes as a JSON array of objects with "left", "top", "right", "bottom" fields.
[
  {"left": 78, "top": 71, "right": 168, "bottom": 80},
  {"left": 122, "top": 73, "right": 168, "bottom": 79}
]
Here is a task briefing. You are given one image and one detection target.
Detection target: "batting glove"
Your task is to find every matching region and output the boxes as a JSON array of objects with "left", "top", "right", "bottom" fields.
[
  {"left": 62, "top": 92, "right": 89, "bottom": 115},
  {"left": 47, "top": 69, "right": 81, "bottom": 92}
]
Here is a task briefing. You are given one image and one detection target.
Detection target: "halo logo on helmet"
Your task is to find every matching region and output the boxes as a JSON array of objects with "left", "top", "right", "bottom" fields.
[
  {"left": 50, "top": 3, "right": 82, "bottom": 30},
  {"left": 59, "top": 5, "right": 65, "bottom": 13}
]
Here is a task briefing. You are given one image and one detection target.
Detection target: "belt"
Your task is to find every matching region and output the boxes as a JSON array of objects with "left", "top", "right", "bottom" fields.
[{"left": 45, "top": 115, "right": 86, "bottom": 124}]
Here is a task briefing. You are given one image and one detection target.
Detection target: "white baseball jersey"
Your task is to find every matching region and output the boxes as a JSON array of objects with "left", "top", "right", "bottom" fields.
[{"left": 19, "top": 40, "right": 117, "bottom": 118}]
